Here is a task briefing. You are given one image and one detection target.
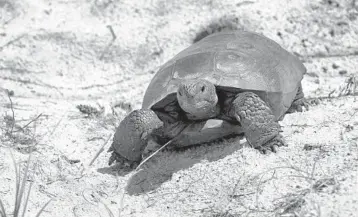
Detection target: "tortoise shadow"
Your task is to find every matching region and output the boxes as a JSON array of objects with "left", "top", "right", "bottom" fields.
[
  {"left": 97, "top": 163, "right": 133, "bottom": 177},
  {"left": 123, "top": 137, "right": 246, "bottom": 195}
]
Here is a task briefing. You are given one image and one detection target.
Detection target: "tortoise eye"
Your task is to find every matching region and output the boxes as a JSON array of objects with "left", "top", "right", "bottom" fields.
[
  {"left": 201, "top": 86, "right": 205, "bottom": 92},
  {"left": 178, "top": 91, "right": 182, "bottom": 96}
]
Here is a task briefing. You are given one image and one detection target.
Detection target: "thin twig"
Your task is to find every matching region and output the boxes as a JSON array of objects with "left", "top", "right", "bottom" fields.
[
  {"left": 236, "top": 1, "right": 255, "bottom": 7},
  {"left": 118, "top": 188, "right": 125, "bottom": 217},
  {"left": 101, "top": 201, "right": 115, "bottom": 217},
  {"left": 0, "top": 34, "right": 26, "bottom": 51},
  {"left": 230, "top": 191, "right": 255, "bottom": 198},
  {"left": 308, "top": 92, "right": 357, "bottom": 102},
  {"left": 13, "top": 113, "right": 43, "bottom": 133},
  {"left": 310, "top": 158, "right": 318, "bottom": 181},
  {"left": 302, "top": 51, "right": 358, "bottom": 60},
  {"left": 7, "top": 90, "right": 15, "bottom": 134},
  {"left": 135, "top": 140, "right": 173, "bottom": 171},
  {"left": 152, "top": 36, "right": 163, "bottom": 56},
  {"left": 89, "top": 134, "right": 113, "bottom": 166},
  {"left": 108, "top": 25, "right": 117, "bottom": 41},
  {"left": 45, "top": 113, "right": 65, "bottom": 141},
  {"left": 99, "top": 25, "right": 117, "bottom": 60},
  {"left": 34, "top": 199, "right": 52, "bottom": 217}
]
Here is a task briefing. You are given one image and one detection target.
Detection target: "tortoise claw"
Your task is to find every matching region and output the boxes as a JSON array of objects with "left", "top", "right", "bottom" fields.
[
  {"left": 108, "top": 153, "right": 117, "bottom": 166},
  {"left": 287, "top": 98, "right": 309, "bottom": 113},
  {"left": 107, "top": 145, "right": 114, "bottom": 153},
  {"left": 271, "top": 144, "right": 278, "bottom": 153},
  {"left": 256, "top": 136, "right": 285, "bottom": 154},
  {"left": 108, "top": 151, "right": 139, "bottom": 169}
]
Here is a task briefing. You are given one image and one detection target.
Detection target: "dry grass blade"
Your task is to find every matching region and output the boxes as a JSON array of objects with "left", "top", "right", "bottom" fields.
[
  {"left": 34, "top": 199, "right": 52, "bottom": 217},
  {"left": 102, "top": 202, "right": 115, "bottom": 217},
  {"left": 339, "top": 75, "right": 357, "bottom": 96},
  {"left": 10, "top": 152, "right": 20, "bottom": 216},
  {"left": 327, "top": 75, "right": 357, "bottom": 98},
  {"left": 89, "top": 134, "right": 113, "bottom": 166},
  {"left": 2, "top": 152, "right": 51, "bottom": 217},
  {"left": 14, "top": 154, "right": 31, "bottom": 216},
  {"left": 21, "top": 182, "right": 33, "bottom": 217},
  {"left": 13, "top": 114, "right": 43, "bottom": 133},
  {"left": 0, "top": 200, "right": 6, "bottom": 217},
  {"left": 7, "top": 90, "right": 15, "bottom": 135}
]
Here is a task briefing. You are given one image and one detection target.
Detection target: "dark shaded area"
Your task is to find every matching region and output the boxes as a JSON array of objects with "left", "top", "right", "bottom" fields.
[
  {"left": 97, "top": 163, "right": 133, "bottom": 177},
  {"left": 125, "top": 136, "right": 245, "bottom": 195},
  {"left": 192, "top": 17, "right": 243, "bottom": 43},
  {"left": 98, "top": 134, "right": 245, "bottom": 195}
]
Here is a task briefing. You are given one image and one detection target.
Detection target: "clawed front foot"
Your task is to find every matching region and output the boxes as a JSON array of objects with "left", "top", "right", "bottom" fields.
[
  {"left": 108, "top": 147, "right": 139, "bottom": 169},
  {"left": 231, "top": 92, "right": 286, "bottom": 154},
  {"left": 108, "top": 109, "right": 163, "bottom": 168},
  {"left": 255, "top": 134, "right": 286, "bottom": 154}
]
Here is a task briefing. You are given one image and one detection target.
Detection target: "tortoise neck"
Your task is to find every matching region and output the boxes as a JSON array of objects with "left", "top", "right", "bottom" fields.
[{"left": 185, "top": 104, "right": 220, "bottom": 121}]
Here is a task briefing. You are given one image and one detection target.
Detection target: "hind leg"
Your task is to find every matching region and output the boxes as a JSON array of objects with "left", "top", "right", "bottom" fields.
[{"left": 287, "top": 83, "right": 309, "bottom": 113}]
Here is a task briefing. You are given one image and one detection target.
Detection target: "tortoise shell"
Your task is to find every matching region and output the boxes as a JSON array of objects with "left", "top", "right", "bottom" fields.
[{"left": 142, "top": 30, "right": 306, "bottom": 119}]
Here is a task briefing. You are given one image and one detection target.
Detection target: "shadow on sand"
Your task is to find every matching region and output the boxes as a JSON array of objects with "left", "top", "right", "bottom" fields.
[{"left": 98, "top": 136, "right": 246, "bottom": 195}]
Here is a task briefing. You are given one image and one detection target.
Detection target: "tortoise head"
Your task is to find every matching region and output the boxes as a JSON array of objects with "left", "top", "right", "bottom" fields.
[{"left": 177, "top": 79, "right": 218, "bottom": 118}]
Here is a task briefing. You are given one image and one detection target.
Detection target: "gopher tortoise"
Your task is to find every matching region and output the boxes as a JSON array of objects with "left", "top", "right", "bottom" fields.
[{"left": 108, "top": 30, "right": 308, "bottom": 167}]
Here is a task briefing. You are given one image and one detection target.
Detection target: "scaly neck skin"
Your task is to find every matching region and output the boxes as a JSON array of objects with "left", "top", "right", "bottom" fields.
[{"left": 185, "top": 103, "right": 221, "bottom": 121}]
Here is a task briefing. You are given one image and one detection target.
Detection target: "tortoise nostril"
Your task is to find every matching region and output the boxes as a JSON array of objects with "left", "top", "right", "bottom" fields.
[{"left": 201, "top": 86, "right": 205, "bottom": 92}]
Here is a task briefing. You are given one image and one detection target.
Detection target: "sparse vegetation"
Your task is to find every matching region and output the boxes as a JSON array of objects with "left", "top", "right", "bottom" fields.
[
  {"left": 1, "top": 90, "right": 43, "bottom": 153},
  {"left": 0, "top": 0, "right": 357, "bottom": 216},
  {"left": 76, "top": 104, "right": 104, "bottom": 117},
  {"left": 0, "top": 153, "right": 51, "bottom": 217},
  {"left": 329, "top": 74, "right": 358, "bottom": 98},
  {"left": 254, "top": 158, "right": 338, "bottom": 217}
]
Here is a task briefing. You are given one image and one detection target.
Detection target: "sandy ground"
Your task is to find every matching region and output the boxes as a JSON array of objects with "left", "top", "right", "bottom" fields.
[{"left": 0, "top": 0, "right": 358, "bottom": 216}]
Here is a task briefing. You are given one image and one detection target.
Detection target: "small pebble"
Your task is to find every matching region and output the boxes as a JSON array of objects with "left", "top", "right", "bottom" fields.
[
  {"left": 329, "top": 29, "right": 335, "bottom": 37},
  {"left": 332, "top": 63, "right": 339, "bottom": 69},
  {"left": 277, "top": 31, "right": 282, "bottom": 38},
  {"left": 7, "top": 89, "right": 14, "bottom": 96},
  {"left": 322, "top": 67, "right": 328, "bottom": 73},
  {"left": 339, "top": 70, "right": 347, "bottom": 75}
]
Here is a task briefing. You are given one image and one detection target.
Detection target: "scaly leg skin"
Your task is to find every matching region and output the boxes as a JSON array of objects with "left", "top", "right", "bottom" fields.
[
  {"left": 171, "top": 120, "right": 244, "bottom": 148},
  {"left": 286, "top": 83, "right": 309, "bottom": 113},
  {"left": 230, "top": 92, "right": 285, "bottom": 153},
  {"left": 108, "top": 109, "right": 163, "bottom": 168}
]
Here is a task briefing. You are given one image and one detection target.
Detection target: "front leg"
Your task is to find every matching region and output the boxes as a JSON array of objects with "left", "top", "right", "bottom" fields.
[
  {"left": 108, "top": 109, "right": 163, "bottom": 167},
  {"left": 230, "top": 92, "right": 285, "bottom": 153}
]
